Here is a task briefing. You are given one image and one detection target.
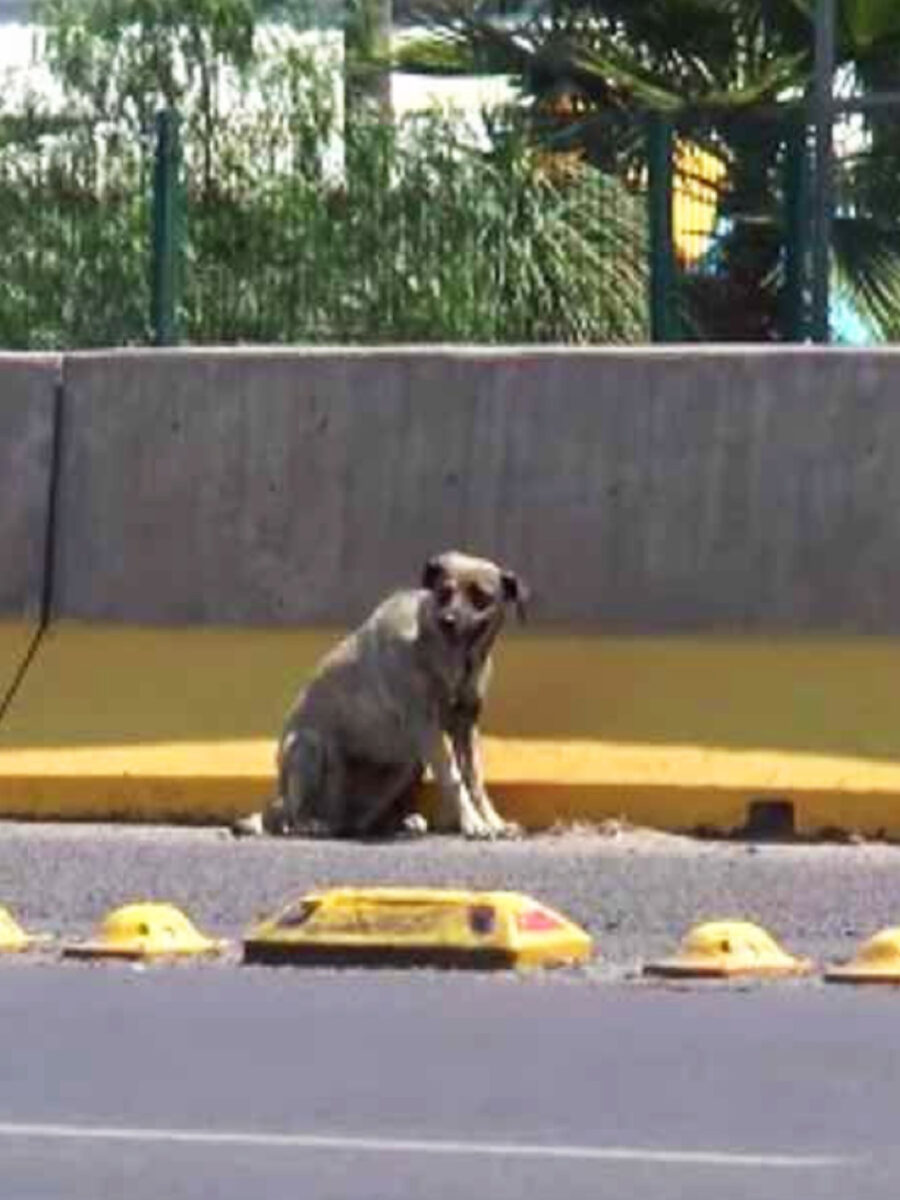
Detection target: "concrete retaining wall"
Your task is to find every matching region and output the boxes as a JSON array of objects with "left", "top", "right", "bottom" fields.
[
  {"left": 5, "top": 345, "right": 900, "bottom": 832},
  {"left": 53, "top": 346, "right": 900, "bottom": 631},
  {"left": 0, "top": 354, "right": 59, "bottom": 620}
]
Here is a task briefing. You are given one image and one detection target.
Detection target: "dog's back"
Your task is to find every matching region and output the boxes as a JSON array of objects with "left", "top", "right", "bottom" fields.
[{"left": 282, "top": 589, "right": 434, "bottom": 764}]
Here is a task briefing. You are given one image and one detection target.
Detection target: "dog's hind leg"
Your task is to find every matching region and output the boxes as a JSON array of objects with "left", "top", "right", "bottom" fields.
[
  {"left": 277, "top": 728, "right": 342, "bottom": 836},
  {"left": 232, "top": 727, "right": 343, "bottom": 839}
]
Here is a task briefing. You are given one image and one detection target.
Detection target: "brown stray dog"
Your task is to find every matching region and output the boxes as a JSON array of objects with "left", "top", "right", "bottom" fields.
[{"left": 233, "top": 551, "right": 527, "bottom": 840}]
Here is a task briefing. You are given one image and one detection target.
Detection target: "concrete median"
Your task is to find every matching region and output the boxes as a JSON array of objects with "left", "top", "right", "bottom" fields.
[
  {"left": 45, "top": 345, "right": 900, "bottom": 631},
  {"left": 3, "top": 623, "right": 900, "bottom": 834},
  {"left": 3, "top": 346, "right": 900, "bottom": 833}
]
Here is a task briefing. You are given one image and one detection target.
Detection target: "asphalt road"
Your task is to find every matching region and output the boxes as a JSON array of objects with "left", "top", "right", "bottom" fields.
[
  {"left": 3, "top": 821, "right": 900, "bottom": 1199},
  {"left": 2, "top": 966, "right": 899, "bottom": 1200}
]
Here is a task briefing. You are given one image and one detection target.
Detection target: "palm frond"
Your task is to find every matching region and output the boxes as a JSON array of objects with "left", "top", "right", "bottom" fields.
[{"left": 832, "top": 214, "right": 900, "bottom": 338}]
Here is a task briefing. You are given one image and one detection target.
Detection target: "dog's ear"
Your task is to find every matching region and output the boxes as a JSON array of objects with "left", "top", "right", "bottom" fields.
[
  {"left": 501, "top": 570, "right": 529, "bottom": 622},
  {"left": 421, "top": 556, "right": 446, "bottom": 591}
]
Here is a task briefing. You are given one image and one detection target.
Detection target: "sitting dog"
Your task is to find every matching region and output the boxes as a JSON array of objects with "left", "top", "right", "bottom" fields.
[{"left": 233, "top": 550, "right": 527, "bottom": 840}]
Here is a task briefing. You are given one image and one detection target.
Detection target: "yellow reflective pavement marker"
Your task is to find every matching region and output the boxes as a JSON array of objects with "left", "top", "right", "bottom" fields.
[
  {"left": 643, "top": 920, "right": 813, "bottom": 980},
  {"left": 824, "top": 928, "right": 900, "bottom": 985},
  {"left": 242, "top": 887, "right": 594, "bottom": 970},
  {"left": 0, "top": 905, "right": 45, "bottom": 953},
  {"left": 63, "top": 902, "right": 228, "bottom": 962}
]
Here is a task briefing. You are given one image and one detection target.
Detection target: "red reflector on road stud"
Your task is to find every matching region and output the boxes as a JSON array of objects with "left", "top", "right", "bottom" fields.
[
  {"left": 643, "top": 920, "right": 813, "bottom": 980},
  {"left": 515, "top": 907, "right": 567, "bottom": 933},
  {"left": 243, "top": 887, "right": 594, "bottom": 970},
  {"left": 824, "top": 928, "right": 900, "bottom": 985}
]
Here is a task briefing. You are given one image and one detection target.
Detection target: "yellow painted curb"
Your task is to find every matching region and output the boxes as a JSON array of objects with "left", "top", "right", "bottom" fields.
[{"left": 2, "top": 621, "right": 900, "bottom": 834}]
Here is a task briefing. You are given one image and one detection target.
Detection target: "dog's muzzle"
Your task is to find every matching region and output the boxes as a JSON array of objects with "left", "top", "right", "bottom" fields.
[
  {"left": 439, "top": 611, "right": 494, "bottom": 648},
  {"left": 439, "top": 613, "right": 458, "bottom": 638}
]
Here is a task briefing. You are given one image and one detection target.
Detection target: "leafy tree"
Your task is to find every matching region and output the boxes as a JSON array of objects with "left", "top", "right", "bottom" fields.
[{"left": 34, "top": 0, "right": 258, "bottom": 191}]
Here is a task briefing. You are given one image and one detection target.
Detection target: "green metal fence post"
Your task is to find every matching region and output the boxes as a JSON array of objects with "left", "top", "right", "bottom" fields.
[
  {"left": 811, "top": 0, "right": 835, "bottom": 343},
  {"left": 647, "top": 111, "right": 675, "bottom": 342},
  {"left": 783, "top": 114, "right": 810, "bottom": 341},
  {"left": 151, "top": 107, "right": 182, "bottom": 346}
]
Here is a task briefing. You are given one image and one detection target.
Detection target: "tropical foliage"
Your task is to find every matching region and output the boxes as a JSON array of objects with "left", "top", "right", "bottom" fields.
[{"left": 406, "top": 0, "right": 900, "bottom": 339}]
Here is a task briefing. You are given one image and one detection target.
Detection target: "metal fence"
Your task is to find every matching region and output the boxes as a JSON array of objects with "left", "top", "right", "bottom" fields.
[
  {"left": 0, "top": 105, "right": 649, "bottom": 350},
  {"left": 649, "top": 109, "right": 811, "bottom": 343},
  {"left": 654, "top": 98, "right": 900, "bottom": 346},
  {"left": 0, "top": 114, "right": 152, "bottom": 348},
  {"left": 0, "top": 96, "right": 897, "bottom": 348}
]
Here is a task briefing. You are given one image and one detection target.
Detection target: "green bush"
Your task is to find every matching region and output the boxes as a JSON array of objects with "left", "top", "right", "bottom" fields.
[{"left": 0, "top": 33, "right": 649, "bottom": 347}]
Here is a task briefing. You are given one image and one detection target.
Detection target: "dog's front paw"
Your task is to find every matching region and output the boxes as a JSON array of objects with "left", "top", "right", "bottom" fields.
[
  {"left": 478, "top": 796, "right": 523, "bottom": 840},
  {"left": 497, "top": 819, "right": 524, "bottom": 839},
  {"left": 461, "top": 812, "right": 496, "bottom": 840}
]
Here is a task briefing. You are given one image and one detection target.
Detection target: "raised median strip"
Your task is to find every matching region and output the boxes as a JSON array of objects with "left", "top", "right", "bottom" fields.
[
  {"left": 5, "top": 348, "right": 900, "bottom": 836},
  {"left": 2, "top": 622, "right": 900, "bottom": 834}
]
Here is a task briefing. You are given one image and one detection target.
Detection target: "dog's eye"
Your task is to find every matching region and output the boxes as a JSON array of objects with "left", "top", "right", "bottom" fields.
[
  {"left": 436, "top": 584, "right": 455, "bottom": 608},
  {"left": 467, "top": 584, "right": 493, "bottom": 612}
]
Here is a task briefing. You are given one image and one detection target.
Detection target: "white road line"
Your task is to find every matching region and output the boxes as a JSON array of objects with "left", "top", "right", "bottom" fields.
[{"left": 0, "top": 1121, "right": 853, "bottom": 1170}]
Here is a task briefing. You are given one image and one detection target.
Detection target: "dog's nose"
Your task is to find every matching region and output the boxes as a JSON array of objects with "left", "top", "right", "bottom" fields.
[{"left": 439, "top": 612, "right": 458, "bottom": 632}]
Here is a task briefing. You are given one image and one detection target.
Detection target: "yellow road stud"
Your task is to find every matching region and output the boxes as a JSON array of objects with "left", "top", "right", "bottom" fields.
[
  {"left": 0, "top": 906, "right": 44, "bottom": 953},
  {"left": 824, "top": 928, "right": 900, "bottom": 984},
  {"left": 242, "top": 887, "right": 594, "bottom": 970},
  {"left": 643, "top": 920, "right": 813, "bottom": 980},
  {"left": 63, "top": 902, "right": 227, "bottom": 962}
]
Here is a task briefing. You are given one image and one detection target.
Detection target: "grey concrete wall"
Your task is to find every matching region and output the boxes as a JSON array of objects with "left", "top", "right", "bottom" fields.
[
  {"left": 53, "top": 346, "right": 900, "bottom": 631},
  {"left": 0, "top": 355, "right": 59, "bottom": 618}
]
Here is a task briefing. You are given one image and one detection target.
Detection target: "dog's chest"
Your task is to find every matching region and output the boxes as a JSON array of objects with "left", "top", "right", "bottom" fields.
[{"left": 435, "top": 655, "right": 487, "bottom": 728}]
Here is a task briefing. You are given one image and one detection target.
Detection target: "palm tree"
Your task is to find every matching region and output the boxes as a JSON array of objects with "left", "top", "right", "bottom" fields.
[
  {"left": 404, "top": 0, "right": 900, "bottom": 340},
  {"left": 825, "top": 0, "right": 900, "bottom": 338}
]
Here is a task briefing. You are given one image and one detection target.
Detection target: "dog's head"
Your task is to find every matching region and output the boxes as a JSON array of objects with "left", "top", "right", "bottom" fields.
[{"left": 420, "top": 551, "right": 528, "bottom": 651}]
